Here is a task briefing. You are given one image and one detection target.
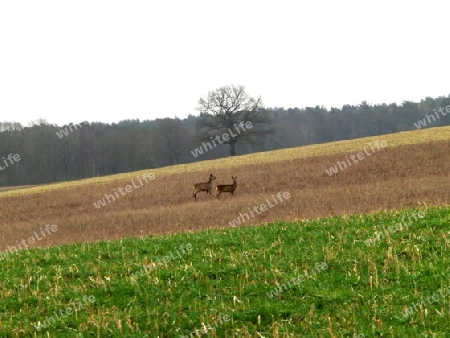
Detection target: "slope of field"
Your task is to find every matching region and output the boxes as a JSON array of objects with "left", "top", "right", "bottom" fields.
[
  {"left": 1, "top": 207, "right": 449, "bottom": 336},
  {"left": 0, "top": 126, "right": 449, "bottom": 250}
]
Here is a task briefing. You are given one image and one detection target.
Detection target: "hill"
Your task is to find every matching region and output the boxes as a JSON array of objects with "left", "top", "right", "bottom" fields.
[
  {"left": 0, "top": 126, "right": 449, "bottom": 250},
  {"left": 0, "top": 126, "right": 449, "bottom": 336},
  {"left": 2, "top": 95, "right": 449, "bottom": 188}
]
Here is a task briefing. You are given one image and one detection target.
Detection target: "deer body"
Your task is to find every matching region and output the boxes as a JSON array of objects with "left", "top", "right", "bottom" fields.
[
  {"left": 193, "top": 174, "right": 216, "bottom": 200},
  {"left": 216, "top": 176, "right": 237, "bottom": 199}
]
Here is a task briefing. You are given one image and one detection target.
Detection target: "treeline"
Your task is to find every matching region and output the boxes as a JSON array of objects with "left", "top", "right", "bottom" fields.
[{"left": 1, "top": 95, "right": 449, "bottom": 187}]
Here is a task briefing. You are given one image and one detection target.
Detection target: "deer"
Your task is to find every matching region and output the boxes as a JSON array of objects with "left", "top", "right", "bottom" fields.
[
  {"left": 192, "top": 174, "right": 216, "bottom": 200},
  {"left": 216, "top": 176, "right": 237, "bottom": 199}
]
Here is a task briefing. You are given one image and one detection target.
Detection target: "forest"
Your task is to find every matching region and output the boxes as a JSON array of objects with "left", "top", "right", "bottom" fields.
[{"left": 0, "top": 94, "right": 449, "bottom": 187}]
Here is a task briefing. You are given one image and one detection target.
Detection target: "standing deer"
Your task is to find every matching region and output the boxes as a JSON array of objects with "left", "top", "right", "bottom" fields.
[
  {"left": 192, "top": 174, "right": 216, "bottom": 200},
  {"left": 216, "top": 176, "right": 237, "bottom": 199}
]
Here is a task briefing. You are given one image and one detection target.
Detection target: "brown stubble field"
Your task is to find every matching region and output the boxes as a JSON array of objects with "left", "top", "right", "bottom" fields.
[{"left": 0, "top": 130, "right": 449, "bottom": 251}]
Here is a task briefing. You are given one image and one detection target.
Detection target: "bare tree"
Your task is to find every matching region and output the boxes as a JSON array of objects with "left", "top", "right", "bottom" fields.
[
  {"left": 196, "top": 85, "right": 272, "bottom": 156},
  {"left": 0, "top": 121, "right": 23, "bottom": 132}
]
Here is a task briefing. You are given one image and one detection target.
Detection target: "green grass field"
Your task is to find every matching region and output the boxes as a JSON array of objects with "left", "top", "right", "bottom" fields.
[{"left": 1, "top": 206, "right": 449, "bottom": 337}]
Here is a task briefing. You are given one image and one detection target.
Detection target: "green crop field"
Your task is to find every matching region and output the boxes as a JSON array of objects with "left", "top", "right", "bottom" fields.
[{"left": 1, "top": 206, "right": 449, "bottom": 337}]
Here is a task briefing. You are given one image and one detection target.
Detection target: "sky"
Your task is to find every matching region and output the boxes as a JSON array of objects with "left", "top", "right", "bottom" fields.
[{"left": 1, "top": 0, "right": 449, "bottom": 127}]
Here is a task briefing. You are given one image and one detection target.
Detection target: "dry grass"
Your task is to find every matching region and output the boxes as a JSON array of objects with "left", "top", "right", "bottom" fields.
[{"left": 0, "top": 126, "right": 449, "bottom": 250}]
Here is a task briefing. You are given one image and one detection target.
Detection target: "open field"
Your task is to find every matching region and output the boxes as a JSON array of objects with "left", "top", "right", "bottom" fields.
[
  {"left": 1, "top": 207, "right": 449, "bottom": 336},
  {"left": 0, "top": 185, "right": 35, "bottom": 193},
  {"left": 0, "top": 126, "right": 449, "bottom": 336},
  {"left": 0, "top": 126, "right": 449, "bottom": 250}
]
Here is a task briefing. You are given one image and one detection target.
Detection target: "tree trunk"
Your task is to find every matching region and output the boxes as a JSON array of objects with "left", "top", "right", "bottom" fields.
[{"left": 230, "top": 139, "right": 236, "bottom": 156}]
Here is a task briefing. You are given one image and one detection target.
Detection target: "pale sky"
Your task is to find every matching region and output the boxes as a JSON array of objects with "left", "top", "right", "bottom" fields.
[{"left": 1, "top": 0, "right": 449, "bottom": 127}]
